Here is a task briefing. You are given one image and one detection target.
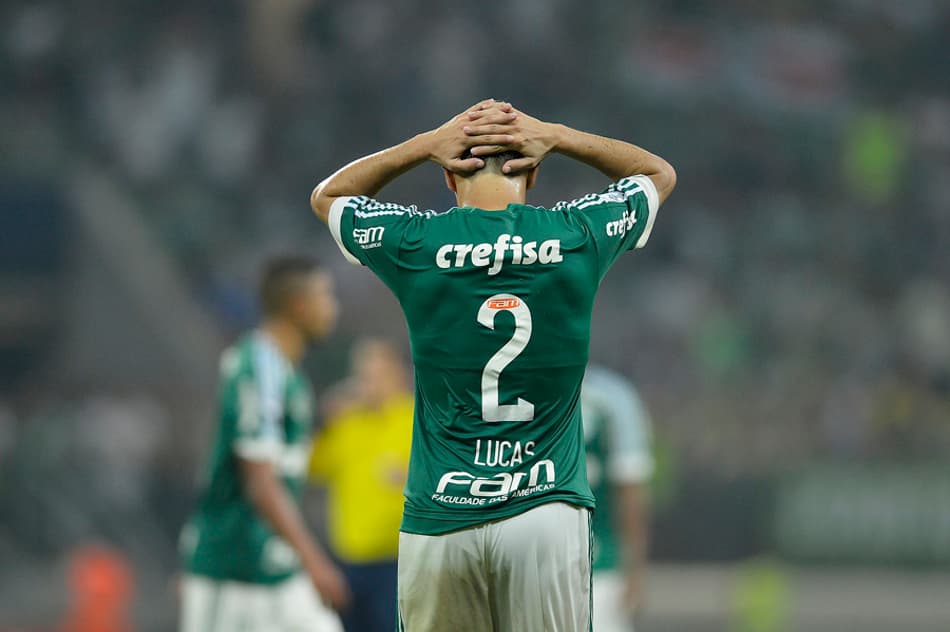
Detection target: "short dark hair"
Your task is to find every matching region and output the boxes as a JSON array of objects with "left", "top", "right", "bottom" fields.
[
  {"left": 259, "top": 255, "right": 323, "bottom": 316},
  {"left": 460, "top": 149, "right": 524, "bottom": 175}
]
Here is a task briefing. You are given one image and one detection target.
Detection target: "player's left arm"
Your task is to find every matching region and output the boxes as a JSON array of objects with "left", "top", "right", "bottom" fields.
[
  {"left": 615, "top": 482, "right": 649, "bottom": 612},
  {"left": 310, "top": 99, "right": 516, "bottom": 222},
  {"left": 600, "top": 374, "right": 654, "bottom": 613}
]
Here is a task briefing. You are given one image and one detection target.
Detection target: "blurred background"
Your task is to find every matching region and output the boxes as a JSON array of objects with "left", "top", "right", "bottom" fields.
[{"left": 1, "top": 0, "right": 949, "bottom": 630}]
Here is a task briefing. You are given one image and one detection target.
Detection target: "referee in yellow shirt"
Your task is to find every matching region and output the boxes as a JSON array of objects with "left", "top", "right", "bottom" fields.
[{"left": 309, "top": 338, "right": 413, "bottom": 632}]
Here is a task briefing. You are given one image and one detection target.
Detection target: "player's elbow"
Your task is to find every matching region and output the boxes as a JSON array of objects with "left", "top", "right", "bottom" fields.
[
  {"left": 653, "top": 160, "right": 677, "bottom": 205},
  {"left": 310, "top": 181, "right": 332, "bottom": 223},
  {"left": 310, "top": 184, "right": 322, "bottom": 213},
  {"left": 311, "top": 177, "right": 343, "bottom": 225}
]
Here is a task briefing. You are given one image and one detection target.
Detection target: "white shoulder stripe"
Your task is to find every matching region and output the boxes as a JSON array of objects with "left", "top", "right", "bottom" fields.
[
  {"left": 235, "top": 438, "right": 281, "bottom": 463},
  {"left": 250, "top": 333, "right": 286, "bottom": 439},
  {"left": 328, "top": 197, "right": 363, "bottom": 266},
  {"left": 355, "top": 209, "right": 420, "bottom": 218},
  {"left": 350, "top": 197, "right": 437, "bottom": 219},
  {"left": 576, "top": 184, "right": 643, "bottom": 210},
  {"left": 354, "top": 207, "right": 437, "bottom": 219},
  {"left": 617, "top": 174, "right": 646, "bottom": 189},
  {"left": 552, "top": 175, "right": 659, "bottom": 246},
  {"left": 627, "top": 175, "right": 659, "bottom": 248}
]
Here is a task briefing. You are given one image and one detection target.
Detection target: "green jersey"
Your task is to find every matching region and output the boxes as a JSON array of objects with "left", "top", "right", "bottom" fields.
[
  {"left": 180, "top": 331, "right": 314, "bottom": 584},
  {"left": 328, "top": 175, "right": 660, "bottom": 535},
  {"left": 581, "top": 365, "right": 654, "bottom": 571}
]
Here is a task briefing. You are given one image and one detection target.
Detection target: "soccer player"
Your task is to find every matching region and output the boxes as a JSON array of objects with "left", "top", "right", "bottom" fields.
[
  {"left": 179, "top": 256, "right": 348, "bottom": 632},
  {"left": 310, "top": 100, "right": 675, "bottom": 631},
  {"left": 582, "top": 365, "right": 654, "bottom": 632}
]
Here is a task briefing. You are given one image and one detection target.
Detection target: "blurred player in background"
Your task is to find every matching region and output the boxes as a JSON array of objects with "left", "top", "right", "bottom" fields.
[
  {"left": 178, "top": 256, "right": 348, "bottom": 632},
  {"left": 311, "top": 99, "right": 675, "bottom": 631},
  {"left": 582, "top": 366, "right": 653, "bottom": 632},
  {"left": 309, "top": 338, "right": 413, "bottom": 632}
]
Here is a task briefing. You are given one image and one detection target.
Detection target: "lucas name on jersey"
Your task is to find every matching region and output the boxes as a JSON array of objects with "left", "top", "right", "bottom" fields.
[
  {"left": 431, "top": 439, "right": 557, "bottom": 506},
  {"left": 436, "top": 233, "right": 563, "bottom": 276}
]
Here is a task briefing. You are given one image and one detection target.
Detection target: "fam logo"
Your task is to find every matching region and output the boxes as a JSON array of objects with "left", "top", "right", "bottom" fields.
[
  {"left": 434, "top": 459, "right": 556, "bottom": 498},
  {"left": 605, "top": 210, "right": 637, "bottom": 237},
  {"left": 353, "top": 226, "right": 384, "bottom": 249}
]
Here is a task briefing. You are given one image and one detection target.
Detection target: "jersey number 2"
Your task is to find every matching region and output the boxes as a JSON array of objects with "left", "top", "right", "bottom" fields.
[{"left": 477, "top": 293, "right": 535, "bottom": 422}]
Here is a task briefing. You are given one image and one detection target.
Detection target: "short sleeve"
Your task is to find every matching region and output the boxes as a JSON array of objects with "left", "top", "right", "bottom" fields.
[
  {"left": 233, "top": 342, "right": 287, "bottom": 464},
  {"left": 553, "top": 174, "right": 660, "bottom": 276},
  {"left": 328, "top": 196, "right": 432, "bottom": 281},
  {"left": 584, "top": 367, "right": 654, "bottom": 484}
]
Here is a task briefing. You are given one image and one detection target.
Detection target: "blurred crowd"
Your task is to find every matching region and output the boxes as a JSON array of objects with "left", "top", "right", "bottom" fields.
[{"left": 1, "top": 0, "right": 949, "bottom": 623}]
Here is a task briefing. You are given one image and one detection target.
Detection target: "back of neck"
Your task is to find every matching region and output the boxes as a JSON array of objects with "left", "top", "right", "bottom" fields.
[{"left": 456, "top": 175, "right": 526, "bottom": 211}]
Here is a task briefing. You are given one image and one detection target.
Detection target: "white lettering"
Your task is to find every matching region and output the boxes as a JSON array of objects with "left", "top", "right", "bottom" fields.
[
  {"left": 486, "top": 441, "right": 500, "bottom": 467},
  {"left": 511, "top": 471, "right": 527, "bottom": 490},
  {"left": 489, "top": 234, "right": 511, "bottom": 275},
  {"left": 353, "top": 226, "right": 385, "bottom": 246},
  {"left": 436, "top": 244, "right": 453, "bottom": 269},
  {"left": 436, "top": 471, "right": 475, "bottom": 493},
  {"left": 471, "top": 473, "right": 512, "bottom": 497},
  {"left": 508, "top": 441, "right": 521, "bottom": 467},
  {"left": 471, "top": 243, "right": 492, "bottom": 267},
  {"left": 538, "top": 239, "right": 563, "bottom": 264},
  {"left": 528, "top": 459, "right": 556, "bottom": 486},
  {"left": 474, "top": 439, "right": 485, "bottom": 466},
  {"left": 435, "top": 460, "right": 557, "bottom": 500},
  {"left": 605, "top": 210, "right": 637, "bottom": 238},
  {"left": 454, "top": 243, "right": 473, "bottom": 267},
  {"left": 431, "top": 494, "right": 487, "bottom": 505},
  {"left": 511, "top": 235, "right": 523, "bottom": 264},
  {"left": 511, "top": 483, "right": 554, "bottom": 498},
  {"left": 474, "top": 440, "right": 535, "bottom": 468},
  {"left": 434, "top": 234, "right": 561, "bottom": 274},
  {"left": 522, "top": 241, "right": 537, "bottom": 264}
]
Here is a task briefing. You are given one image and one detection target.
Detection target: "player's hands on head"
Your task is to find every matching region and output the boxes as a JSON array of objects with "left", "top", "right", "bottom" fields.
[
  {"left": 427, "top": 99, "right": 517, "bottom": 173},
  {"left": 307, "top": 557, "right": 352, "bottom": 611},
  {"left": 466, "top": 107, "right": 559, "bottom": 174}
]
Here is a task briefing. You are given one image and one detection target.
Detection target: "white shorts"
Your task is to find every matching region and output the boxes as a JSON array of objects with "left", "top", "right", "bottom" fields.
[
  {"left": 179, "top": 573, "right": 343, "bottom": 632},
  {"left": 592, "top": 571, "right": 636, "bottom": 632},
  {"left": 398, "top": 501, "right": 592, "bottom": 632}
]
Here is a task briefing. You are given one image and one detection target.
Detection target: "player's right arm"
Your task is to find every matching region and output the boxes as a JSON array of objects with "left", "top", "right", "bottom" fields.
[
  {"left": 239, "top": 458, "right": 350, "bottom": 609},
  {"left": 466, "top": 110, "right": 677, "bottom": 204},
  {"left": 309, "top": 99, "right": 518, "bottom": 222},
  {"left": 230, "top": 347, "right": 350, "bottom": 610}
]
